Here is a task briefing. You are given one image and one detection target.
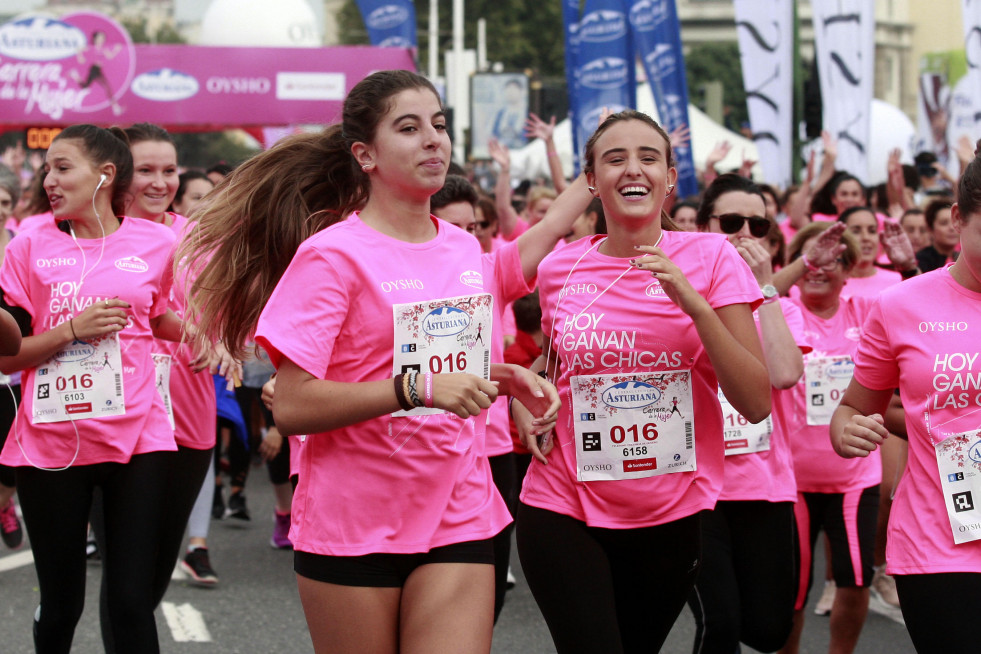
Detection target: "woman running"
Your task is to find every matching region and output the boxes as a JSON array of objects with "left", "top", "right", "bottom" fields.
[
  {"left": 689, "top": 173, "right": 808, "bottom": 653},
  {"left": 831, "top": 141, "right": 981, "bottom": 652},
  {"left": 513, "top": 111, "right": 770, "bottom": 654},
  {"left": 179, "top": 70, "right": 558, "bottom": 654},
  {"left": 0, "top": 124, "right": 182, "bottom": 652}
]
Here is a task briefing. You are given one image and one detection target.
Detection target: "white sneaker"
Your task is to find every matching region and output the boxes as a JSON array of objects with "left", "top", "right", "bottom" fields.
[
  {"left": 814, "top": 580, "right": 836, "bottom": 616},
  {"left": 506, "top": 566, "right": 516, "bottom": 589},
  {"left": 869, "top": 567, "right": 905, "bottom": 624}
]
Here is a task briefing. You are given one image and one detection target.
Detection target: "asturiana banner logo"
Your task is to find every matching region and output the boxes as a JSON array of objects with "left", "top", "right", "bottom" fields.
[
  {"left": 130, "top": 68, "right": 199, "bottom": 102},
  {"left": 367, "top": 4, "right": 410, "bottom": 30},
  {"left": 0, "top": 17, "right": 86, "bottom": 61},
  {"left": 578, "top": 10, "right": 627, "bottom": 43},
  {"left": 578, "top": 57, "right": 630, "bottom": 90}
]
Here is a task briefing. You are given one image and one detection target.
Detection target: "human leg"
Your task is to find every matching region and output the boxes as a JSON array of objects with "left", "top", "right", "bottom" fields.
[
  {"left": 99, "top": 451, "right": 172, "bottom": 653},
  {"left": 16, "top": 464, "right": 98, "bottom": 653},
  {"left": 516, "top": 503, "right": 625, "bottom": 654},
  {"left": 688, "top": 506, "right": 741, "bottom": 653},
  {"left": 895, "top": 573, "right": 981, "bottom": 653},
  {"left": 400, "top": 562, "right": 494, "bottom": 654},
  {"left": 296, "top": 575, "right": 400, "bottom": 654},
  {"left": 487, "top": 452, "right": 516, "bottom": 623}
]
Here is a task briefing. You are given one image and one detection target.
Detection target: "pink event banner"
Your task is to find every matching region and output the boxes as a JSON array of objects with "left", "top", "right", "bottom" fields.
[{"left": 0, "top": 12, "right": 415, "bottom": 126}]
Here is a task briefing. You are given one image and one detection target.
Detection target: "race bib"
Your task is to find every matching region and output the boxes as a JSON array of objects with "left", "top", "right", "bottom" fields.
[
  {"left": 719, "top": 387, "right": 773, "bottom": 456},
  {"left": 152, "top": 353, "right": 175, "bottom": 430},
  {"left": 804, "top": 356, "right": 854, "bottom": 425},
  {"left": 32, "top": 334, "right": 125, "bottom": 424},
  {"left": 392, "top": 293, "right": 493, "bottom": 416},
  {"left": 571, "top": 371, "right": 695, "bottom": 482},
  {"left": 935, "top": 430, "right": 981, "bottom": 544}
]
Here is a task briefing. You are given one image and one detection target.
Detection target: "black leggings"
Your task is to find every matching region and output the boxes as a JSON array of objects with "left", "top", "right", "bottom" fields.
[
  {"left": 688, "top": 500, "right": 798, "bottom": 654},
  {"left": 0, "top": 383, "right": 20, "bottom": 488},
  {"left": 488, "top": 452, "right": 516, "bottom": 624},
  {"left": 95, "top": 446, "right": 213, "bottom": 653},
  {"left": 516, "top": 502, "right": 702, "bottom": 654},
  {"left": 16, "top": 451, "right": 171, "bottom": 654},
  {"left": 895, "top": 572, "right": 981, "bottom": 653}
]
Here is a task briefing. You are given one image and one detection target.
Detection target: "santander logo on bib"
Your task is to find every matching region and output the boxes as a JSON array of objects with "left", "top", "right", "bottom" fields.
[
  {"left": 422, "top": 306, "right": 470, "bottom": 337},
  {"left": 114, "top": 256, "right": 149, "bottom": 273},
  {"left": 601, "top": 380, "right": 661, "bottom": 409}
]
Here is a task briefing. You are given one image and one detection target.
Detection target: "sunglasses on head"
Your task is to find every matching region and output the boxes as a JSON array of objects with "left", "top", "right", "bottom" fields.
[{"left": 711, "top": 214, "right": 770, "bottom": 238}]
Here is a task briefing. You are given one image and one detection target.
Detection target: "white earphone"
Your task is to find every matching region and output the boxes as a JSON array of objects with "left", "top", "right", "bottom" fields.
[{"left": 98, "top": 174, "right": 107, "bottom": 187}]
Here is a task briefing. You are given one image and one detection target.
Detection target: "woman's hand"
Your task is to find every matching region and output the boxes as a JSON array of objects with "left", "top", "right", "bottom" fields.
[
  {"left": 512, "top": 397, "right": 555, "bottom": 465},
  {"left": 802, "top": 222, "right": 848, "bottom": 268},
  {"left": 262, "top": 375, "right": 276, "bottom": 412},
  {"left": 630, "top": 245, "right": 710, "bottom": 318},
  {"left": 71, "top": 299, "right": 129, "bottom": 340},
  {"left": 190, "top": 341, "right": 241, "bottom": 390},
  {"left": 524, "top": 113, "right": 556, "bottom": 143},
  {"left": 669, "top": 123, "right": 691, "bottom": 151},
  {"left": 834, "top": 413, "right": 888, "bottom": 458},
  {"left": 733, "top": 237, "right": 774, "bottom": 285},
  {"left": 488, "top": 138, "right": 510, "bottom": 171},
  {"left": 258, "top": 426, "right": 283, "bottom": 462},
  {"left": 498, "top": 365, "right": 560, "bottom": 425},
  {"left": 431, "top": 373, "right": 499, "bottom": 419},
  {"left": 880, "top": 219, "right": 916, "bottom": 272}
]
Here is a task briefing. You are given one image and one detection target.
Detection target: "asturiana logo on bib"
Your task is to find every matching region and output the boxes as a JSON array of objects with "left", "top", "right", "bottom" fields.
[
  {"left": 422, "top": 306, "right": 470, "bottom": 337},
  {"left": 55, "top": 341, "right": 95, "bottom": 363},
  {"left": 367, "top": 4, "right": 409, "bottom": 30},
  {"left": 131, "top": 68, "right": 199, "bottom": 102},
  {"left": 114, "top": 256, "right": 149, "bottom": 273},
  {"left": 601, "top": 380, "right": 661, "bottom": 409},
  {"left": 0, "top": 17, "right": 86, "bottom": 61},
  {"left": 459, "top": 270, "right": 483, "bottom": 289},
  {"left": 826, "top": 360, "right": 855, "bottom": 379}
]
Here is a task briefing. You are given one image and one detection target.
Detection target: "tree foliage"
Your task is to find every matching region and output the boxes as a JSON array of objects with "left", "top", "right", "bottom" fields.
[
  {"left": 338, "top": 0, "right": 564, "bottom": 77},
  {"left": 684, "top": 42, "right": 747, "bottom": 128},
  {"left": 119, "top": 17, "right": 186, "bottom": 44}
]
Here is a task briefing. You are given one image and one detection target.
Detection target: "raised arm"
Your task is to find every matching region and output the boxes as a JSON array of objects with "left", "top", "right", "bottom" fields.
[
  {"left": 526, "top": 114, "right": 566, "bottom": 194},
  {"left": 489, "top": 138, "right": 521, "bottom": 238}
]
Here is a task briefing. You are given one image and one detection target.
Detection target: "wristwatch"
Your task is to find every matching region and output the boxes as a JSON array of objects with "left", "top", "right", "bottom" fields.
[{"left": 760, "top": 284, "right": 779, "bottom": 305}]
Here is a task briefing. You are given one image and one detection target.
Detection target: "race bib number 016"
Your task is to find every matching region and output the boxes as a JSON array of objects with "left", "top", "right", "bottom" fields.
[
  {"left": 32, "top": 334, "right": 125, "bottom": 424},
  {"left": 152, "top": 353, "right": 175, "bottom": 430},
  {"left": 719, "top": 387, "right": 773, "bottom": 456},
  {"left": 935, "top": 430, "right": 981, "bottom": 545},
  {"left": 804, "top": 356, "right": 854, "bottom": 426},
  {"left": 392, "top": 293, "right": 493, "bottom": 417},
  {"left": 571, "top": 371, "right": 694, "bottom": 482}
]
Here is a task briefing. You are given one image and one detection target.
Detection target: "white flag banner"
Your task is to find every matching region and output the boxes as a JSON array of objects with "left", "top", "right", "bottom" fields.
[
  {"left": 962, "top": 0, "right": 981, "bottom": 136},
  {"left": 734, "top": 0, "right": 794, "bottom": 188},
  {"left": 812, "top": 0, "right": 875, "bottom": 184}
]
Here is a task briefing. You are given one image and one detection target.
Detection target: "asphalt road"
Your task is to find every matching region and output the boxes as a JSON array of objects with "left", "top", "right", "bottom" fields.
[{"left": 0, "top": 466, "right": 915, "bottom": 653}]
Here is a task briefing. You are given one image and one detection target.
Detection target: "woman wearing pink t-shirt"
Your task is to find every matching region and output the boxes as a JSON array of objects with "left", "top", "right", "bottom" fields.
[
  {"left": 513, "top": 111, "right": 771, "bottom": 654},
  {"left": 836, "top": 206, "right": 918, "bottom": 299},
  {"left": 832, "top": 142, "right": 981, "bottom": 653},
  {"left": 0, "top": 124, "right": 185, "bottom": 652},
  {"left": 690, "top": 173, "right": 808, "bottom": 653},
  {"left": 178, "top": 70, "right": 558, "bottom": 654},
  {"left": 781, "top": 222, "right": 878, "bottom": 654}
]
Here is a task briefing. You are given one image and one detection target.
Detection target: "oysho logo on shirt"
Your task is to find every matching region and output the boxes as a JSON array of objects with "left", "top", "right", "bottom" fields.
[
  {"left": 380, "top": 278, "right": 424, "bottom": 293},
  {"left": 459, "top": 270, "right": 483, "bottom": 289},
  {"left": 115, "top": 256, "right": 149, "bottom": 273},
  {"left": 919, "top": 321, "right": 969, "bottom": 333},
  {"left": 36, "top": 257, "right": 77, "bottom": 268}
]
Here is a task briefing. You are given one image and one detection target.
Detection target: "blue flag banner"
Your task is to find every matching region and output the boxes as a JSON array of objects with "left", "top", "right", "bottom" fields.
[
  {"left": 355, "top": 0, "right": 417, "bottom": 49},
  {"left": 628, "top": 0, "right": 697, "bottom": 197},
  {"left": 572, "top": 0, "right": 637, "bottom": 175},
  {"left": 561, "top": 0, "right": 582, "bottom": 172}
]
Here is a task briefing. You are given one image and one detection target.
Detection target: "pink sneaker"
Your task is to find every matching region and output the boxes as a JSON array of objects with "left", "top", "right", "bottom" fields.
[
  {"left": 270, "top": 511, "right": 292, "bottom": 549},
  {"left": 0, "top": 498, "right": 23, "bottom": 550}
]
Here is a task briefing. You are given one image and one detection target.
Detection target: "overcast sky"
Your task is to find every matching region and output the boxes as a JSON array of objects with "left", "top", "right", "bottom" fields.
[{"left": 4, "top": 1, "right": 323, "bottom": 26}]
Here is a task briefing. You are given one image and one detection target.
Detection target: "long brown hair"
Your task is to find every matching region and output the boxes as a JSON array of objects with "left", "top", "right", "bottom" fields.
[
  {"left": 178, "top": 70, "right": 439, "bottom": 356},
  {"left": 582, "top": 110, "right": 679, "bottom": 231}
]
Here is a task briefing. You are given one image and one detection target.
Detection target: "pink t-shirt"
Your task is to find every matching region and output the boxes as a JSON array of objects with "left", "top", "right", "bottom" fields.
[
  {"left": 154, "top": 213, "right": 216, "bottom": 450},
  {"left": 788, "top": 294, "right": 880, "bottom": 493},
  {"left": 520, "top": 231, "right": 762, "bottom": 528},
  {"left": 853, "top": 267, "right": 981, "bottom": 574},
  {"left": 843, "top": 267, "right": 902, "bottom": 300},
  {"left": 0, "top": 217, "right": 176, "bottom": 467},
  {"left": 255, "top": 213, "right": 512, "bottom": 556},
  {"left": 720, "top": 298, "right": 811, "bottom": 502},
  {"left": 484, "top": 240, "right": 534, "bottom": 457},
  {"left": 12, "top": 212, "right": 54, "bottom": 234}
]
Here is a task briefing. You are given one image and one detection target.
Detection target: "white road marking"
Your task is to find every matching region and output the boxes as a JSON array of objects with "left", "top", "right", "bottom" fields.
[
  {"left": 0, "top": 549, "right": 33, "bottom": 573},
  {"left": 162, "top": 602, "right": 212, "bottom": 642}
]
